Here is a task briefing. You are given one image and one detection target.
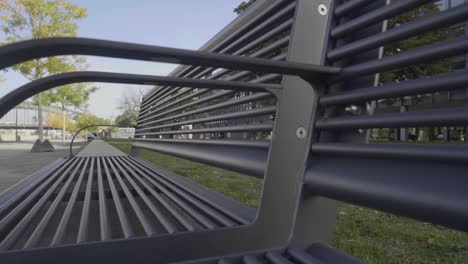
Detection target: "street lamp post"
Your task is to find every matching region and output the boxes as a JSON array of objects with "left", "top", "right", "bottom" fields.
[{"left": 15, "top": 107, "right": 18, "bottom": 142}]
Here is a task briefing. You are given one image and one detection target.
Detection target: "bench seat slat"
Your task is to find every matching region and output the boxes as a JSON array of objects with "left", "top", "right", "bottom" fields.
[
  {"left": 0, "top": 156, "right": 256, "bottom": 252},
  {"left": 179, "top": 243, "right": 363, "bottom": 264}
]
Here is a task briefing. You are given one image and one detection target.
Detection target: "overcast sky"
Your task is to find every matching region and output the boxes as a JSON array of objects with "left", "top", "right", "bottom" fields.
[{"left": 0, "top": 0, "right": 244, "bottom": 119}]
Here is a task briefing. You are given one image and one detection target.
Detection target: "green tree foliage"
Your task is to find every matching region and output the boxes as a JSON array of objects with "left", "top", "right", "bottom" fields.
[
  {"left": 0, "top": 0, "right": 87, "bottom": 76},
  {"left": 381, "top": 3, "right": 455, "bottom": 84},
  {"left": 44, "top": 84, "right": 97, "bottom": 112},
  {"left": 0, "top": 0, "right": 88, "bottom": 141},
  {"left": 114, "top": 110, "right": 137, "bottom": 127},
  {"left": 75, "top": 113, "right": 109, "bottom": 133},
  {"left": 233, "top": 0, "right": 256, "bottom": 14},
  {"left": 43, "top": 84, "right": 97, "bottom": 142},
  {"left": 376, "top": 3, "right": 459, "bottom": 142},
  {"left": 0, "top": 0, "right": 87, "bottom": 79}
]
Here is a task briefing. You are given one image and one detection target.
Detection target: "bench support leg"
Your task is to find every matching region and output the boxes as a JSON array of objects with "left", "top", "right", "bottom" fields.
[
  {"left": 130, "top": 145, "right": 140, "bottom": 157},
  {"left": 255, "top": 0, "right": 336, "bottom": 248},
  {"left": 291, "top": 195, "right": 338, "bottom": 247}
]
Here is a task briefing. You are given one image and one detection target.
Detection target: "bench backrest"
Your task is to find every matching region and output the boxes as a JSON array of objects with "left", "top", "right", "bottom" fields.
[
  {"left": 310, "top": 0, "right": 468, "bottom": 232},
  {"left": 133, "top": 0, "right": 294, "bottom": 177},
  {"left": 133, "top": 0, "right": 341, "bottom": 247},
  {"left": 0, "top": 0, "right": 466, "bottom": 261},
  {"left": 134, "top": 0, "right": 468, "bottom": 236}
]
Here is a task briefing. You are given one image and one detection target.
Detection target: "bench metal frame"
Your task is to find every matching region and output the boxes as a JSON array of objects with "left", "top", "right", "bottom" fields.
[
  {"left": 0, "top": 1, "right": 336, "bottom": 262},
  {"left": 0, "top": 0, "right": 467, "bottom": 263}
]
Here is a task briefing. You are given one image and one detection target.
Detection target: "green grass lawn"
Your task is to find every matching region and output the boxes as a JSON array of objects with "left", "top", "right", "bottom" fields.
[{"left": 105, "top": 138, "right": 468, "bottom": 263}]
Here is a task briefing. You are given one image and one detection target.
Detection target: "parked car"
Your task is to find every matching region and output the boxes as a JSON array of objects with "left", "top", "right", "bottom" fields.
[{"left": 87, "top": 134, "right": 95, "bottom": 142}]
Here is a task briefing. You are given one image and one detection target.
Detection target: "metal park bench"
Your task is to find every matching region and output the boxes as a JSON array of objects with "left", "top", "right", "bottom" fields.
[{"left": 0, "top": 0, "right": 467, "bottom": 263}]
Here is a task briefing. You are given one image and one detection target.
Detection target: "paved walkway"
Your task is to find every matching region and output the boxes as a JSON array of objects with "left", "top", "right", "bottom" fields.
[
  {"left": 0, "top": 141, "right": 84, "bottom": 193},
  {"left": 0, "top": 140, "right": 125, "bottom": 193},
  {"left": 76, "top": 140, "right": 126, "bottom": 157}
]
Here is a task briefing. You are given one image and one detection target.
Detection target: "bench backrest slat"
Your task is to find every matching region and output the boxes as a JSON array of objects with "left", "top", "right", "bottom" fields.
[
  {"left": 134, "top": 0, "right": 297, "bottom": 177},
  {"left": 308, "top": 0, "right": 468, "bottom": 232},
  {"left": 134, "top": 0, "right": 468, "bottom": 233}
]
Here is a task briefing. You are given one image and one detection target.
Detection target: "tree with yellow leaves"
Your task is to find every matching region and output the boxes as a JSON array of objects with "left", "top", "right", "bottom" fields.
[
  {"left": 45, "top": 111, "right": 75, "bottom": 132},
  {"left": 0, "top": 0, "right": 89, "bottom": 143}
]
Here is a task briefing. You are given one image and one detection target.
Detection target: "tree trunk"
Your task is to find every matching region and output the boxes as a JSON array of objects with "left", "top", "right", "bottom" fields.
[
  {"left": 15, "top": 107, "right": 19, "bottom": 142},
  {"left": 464, "top": 126, "right": 468, "bottom": 142},
  {"left": 427, "top": 127, "right": 434, "bottom": 141},
  {"left": 399, "top": 105, "right": 409, "bottom": 141},
  {"left": 443, "top": 127, "right": 450, "bottom": 142},
  {"left": 38, "top": 93, "right": 44, "bottom": 142},
  {"left": 35, "top": 68, "right": 45, "bottom": 143},
  {"left": 62, "top": 109, "right": 66, "bottom": 144}
]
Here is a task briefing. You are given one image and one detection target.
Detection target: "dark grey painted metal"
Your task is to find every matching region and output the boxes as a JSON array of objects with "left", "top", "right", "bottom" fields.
[
  {"left": 320, "top": 70, "right": 468, "bottom": 106},
  {"left": 265, "top": 251, "right": 292, "bottom": 264},
  {"left": 121, "top": 71, "right": 279, "bottom": 120},
  {"left": 311, "top": 143, "right": 468, "bottom": 164},
  {"left": 0, "top": 0, "right": 304, "bottom": 262},
  {"left": 287, "top": 248, "right": 323, "bottom": 263},
  {"left": 130, "top": 157, "right": 255, "bottom": 225},
  {"left": 51, "top": 157, "right": 90, "bottom": 246},
  {"left": 0, "top": 1, "right": 334, "bottom": 262},
  {"left": 331, "top": 0, "right": 431, "bottom": 38},
  {"left": 101, "top": 157, "right": 134, "bottom": 238},
  {"left": 337, "top": 36, "right": 468, "bottom": 80},
  {"left": 218, "top": 1, "right": 296, "bottom": 54},
  {"left": 96, "top": 157, "right": 111, "bottom": 241},
  {"left": 284, "top": 0, "right": 337, "bottom": 248},
  {"left": 0, "top": 158, "right": 76, "bottom": 239},
  {"left": 133, "top": 138, "right": 270, "bottom": 149},
  {"left": 132, "top": 141, "right": 268, "bottom": 178},
  {"left": 242, "top": 256, "right": 262, "bottom": 264},
  {"left": 136, "top": 124, "right": 273, "bottom": 137},
  {"left": 77, "top": 157, "right": 95, "bottom": 243},
  {"left": 0, "top": 158, "right": 82, "bottom": 250},
  {"left": 0, "top": 155, "right": 258, "bottom": 254},
  {"left": 0, "top": 2, "right": 335, "bottom": 262},
  {"left": 329, "top": 4, "right": 468, "bottom": 60},
  {"left": 139, "top": 88, "right": 209, "bottom": 114},
  {"left": 23, "top": 158, "right": 86, "bottom": 248},
  {"left": 123, "top": 160, "right": 218, "bottom": 230},
  {"left": 139, "top": 63, "right": 280, "bottom": 115},
  {"left": 179, "top": 243, "right": 363, "bottom": 264},
  {"left": 145, "top": 174, "right": 237, "bottom": 228},
  {"left": 138, "top": 106, "right": 276, "bottom": 132},
  {"left": 305, "top": 156, "right": 468, "bottom": 231},
  {"left": 139, "top": 69, "right": 281, "bottom": 117},
  {"left": 138, "top": 92, "right": 272, "bottom": 127},
  {"left": 0, "top": 71, "right": 280, "bottom": 119},
  {"left": 115, "top": 158, "right": 190, "bottom": 232},
  {"left": 107, "top": 157, "right": 156, "bottom": 236},
  {"left": 120, "top": 32, "right": 285, "bottom": 113},
  {"left": 3, "top": 0, "right": 465, "bottom": 262},
  {"left": 234, "top": 21, "right": 292, "bottom": 57},
  {"left": 138, "top": 69, "right": 279, "bottom": 121},
  {"left": 334, "top": 0, "right": 373, "bottom": 17},
  {"left": 140, "top": 0, "right": 293, "bottom": 108},
  {"left": 0, "top": 37, "right": 340, "bottom": 79},
  {"left": 138, "top": 90, "right": 236, "bottom": 123},
  {"left": 316, "top": 106, "right": 468, "bottom": 129}
]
